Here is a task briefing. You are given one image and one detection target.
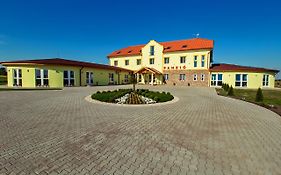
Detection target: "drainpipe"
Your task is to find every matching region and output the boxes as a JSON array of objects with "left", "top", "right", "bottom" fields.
[{"left": 79, "top": 66, "right": 84, "bottom": 86}]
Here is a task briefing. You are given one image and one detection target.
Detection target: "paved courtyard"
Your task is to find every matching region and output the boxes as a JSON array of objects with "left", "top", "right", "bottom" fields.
[{"left": 0, "top": 85, "right": 281, "bottom": 175}]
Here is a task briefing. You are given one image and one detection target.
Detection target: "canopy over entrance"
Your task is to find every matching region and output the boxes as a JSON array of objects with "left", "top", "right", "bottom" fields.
[
  {"left": 134, "top": 67, "right": 162, "bottom": 75},
  {"left": 134, "top": 67, "right": 163, "bottom": 85}
]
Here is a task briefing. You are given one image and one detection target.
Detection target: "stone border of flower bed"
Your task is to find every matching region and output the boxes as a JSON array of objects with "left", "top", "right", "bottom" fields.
[{"left": 85, "top": 95, "right": 179, "bottom": 107}]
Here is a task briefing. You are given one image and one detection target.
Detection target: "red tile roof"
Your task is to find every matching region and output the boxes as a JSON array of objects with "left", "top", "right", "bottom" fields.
[
  {"left": 0, "top": 58, "right": 132, "bottom": 72},
  {"left": 210, "top": 63, "right": 279, "bottom": 73},
  {"left": 108, "top": 38, "right": 214, "bottom": 58}
]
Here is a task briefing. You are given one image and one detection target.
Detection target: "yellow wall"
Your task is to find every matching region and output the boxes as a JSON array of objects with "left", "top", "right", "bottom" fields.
[
  {"left": 211, "top": 71, "right": 276, "bottom": 89},
  {"left": 108, "top": 41, "right": 212, "bottom": 74},
  {"left": 163, "top": 49, "right": 211, "bottom": 70},
  {"left": 5, "top": 64, "right": 131, "bottom": 88},
  {"left": 109, "top": 55, "right": 142, "bottom": 71},
  {"left": 141, "top": 40, "right": 164, "bottom": 73}
]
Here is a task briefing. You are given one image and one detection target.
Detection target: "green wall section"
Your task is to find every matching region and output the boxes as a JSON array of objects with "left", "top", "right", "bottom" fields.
[{"left": 6, "top": 65, "right": 131, "bottom": 88}]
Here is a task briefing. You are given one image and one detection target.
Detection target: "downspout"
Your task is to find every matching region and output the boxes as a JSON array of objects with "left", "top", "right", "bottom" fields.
[{"left": 79, "top": 66, "right": 84, "bottom": 86}]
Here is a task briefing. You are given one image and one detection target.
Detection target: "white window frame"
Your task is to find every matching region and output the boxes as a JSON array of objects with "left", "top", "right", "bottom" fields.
[
  {"left": 180, "top": 56, "right": 186, "bottom": 64},
  {"left": 149, "top": 58, "right": 155, "bottom": 65},
  {"left": 13, "top": 68, "right": 22, "bottom": 86},
  {"left": 109, "top": 73, "right": 114, "bottom": 83},
  {"left": 211, "top": 73, "right": 223, "bottom": 86},
  {"left": 150, "top": 46, "right": 155, "bottom": 56},
  {"left": 164, "top": 74, "right": 169, "bottom": 81},
  {"left": 125, "top": 60, "right": 129, "bottom": 66},
  {"left": 124, "top": 74, "right": 129, "bottom": 83},
  {"left": 86, "top": 72, "right": 94, "bottom": 85},
  {"left": 194, "top": 56, "right": 198, "bottom": 67},
  {"left": 262, "top": 74, "right": 269, "bottom": 87},
  {"left": 179, "top": 74, "right": 186, "bottom": 81},
  {"left": 137, "top": 59, "right": 141, "bottom": 65},
  {"left": 35, "top": 69, "right": 49, "bottom": 87},
  {"left": 201, "top": 55, "right": 205, "bottom": 67},
  {"left": 235, "top": 74, "right": 248, "bottom": 87},
  {"left": 193, "top": 74, "right": 198, "bottom": 81},
  {"left": 64, "top": 70, "right": 75, "bottom": 86},
  {"left": 164, "top": 57, "right": 169, "bottom": 64},
  {"left": 201, "top": 74, "right": 205, "bottom": 81},
  {"left": 114, "top": 60, "right": 118, "bottom": 66}
]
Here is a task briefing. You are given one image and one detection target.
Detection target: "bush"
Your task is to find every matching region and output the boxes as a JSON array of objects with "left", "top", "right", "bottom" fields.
[
  {"left": 96, "top": 91, "right": 101, "bottom": 94},
  {"left": 227, "top": 86, "right": 234, "bottom": 96},
  {"left": 153, "top": 96, "right": 159, "bottom": 102},
  {"left": 255, "top": 88, "right": 263, "bottom": 102},
  {"left": 92, "top": 89, "right": 132, "bottom": 103}
]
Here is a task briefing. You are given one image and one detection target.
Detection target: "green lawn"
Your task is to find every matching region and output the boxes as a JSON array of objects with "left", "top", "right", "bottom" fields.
[
  {"left": 0, "top": 75, "right": 7, "bottom": 85},
  {"left": 216, "top": 88, "right": 281, "bottom": 106}
]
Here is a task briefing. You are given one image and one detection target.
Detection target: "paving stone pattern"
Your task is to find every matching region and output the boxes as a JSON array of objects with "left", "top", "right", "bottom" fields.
[{"left": 0, "top": 85, "right": 281, "bottom": 175}]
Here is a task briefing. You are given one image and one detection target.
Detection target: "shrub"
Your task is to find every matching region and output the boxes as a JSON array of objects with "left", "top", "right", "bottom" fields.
[
  {"left": 153, "top": 96, "right": 159, "bottom": 102},
  {"left": 96, "top": 91, "right": 101, "bottom": 94},
  {"left": 255, "top": 88, "right": 263, "bottom": 102},
  {"left": 227, "top": 86, "right": 234, "bottom": 96}
]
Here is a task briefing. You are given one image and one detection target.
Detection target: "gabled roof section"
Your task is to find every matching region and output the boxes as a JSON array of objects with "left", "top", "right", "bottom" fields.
[
  {"left": 210, "top": 63, "right": 279, "bottom": 73},
  {"left": 135, "top": 67, "right": 162, "bottom": 74},
  {"left": 0, "top": 58, "right": 132, "bottom": 72},
  {"left": 107, "top": 38, "right": 214, "bottom": 58}
]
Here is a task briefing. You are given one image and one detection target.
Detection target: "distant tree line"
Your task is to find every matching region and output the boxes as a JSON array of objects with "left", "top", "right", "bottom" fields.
[{"left": 0, "top": 67, "right": 7, "bottom": 75}]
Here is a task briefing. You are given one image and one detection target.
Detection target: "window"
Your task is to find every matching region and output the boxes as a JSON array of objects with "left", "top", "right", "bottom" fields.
[
  {"left": 125, "top": 60, "right": 129, "bottom": 66},
  {"left": 124, "top": 74, "right": 129, "bottom": 83},
  {"left": 179, "top": 74, "right": 186, "bottom": 81},
  {"left": 137, "top": 59, "right": 141, "bottom": 65},
  {"left": 201, "top": 55, "right": 205, "bottom": 67},
  {"left": 138, "top": 74, "right": 142, "bottom": 82},
  {"left": 194, "top": 56, "right": 198, "bottom": 67},
  {"left": 114, "top": 60, "right": 118, "bottom": 66},
  {"left": 235, "top": 74, "right": 248, "bottom": 87},
  {"left": 13, "top": 69, "right": 22, "bottom": 86},
  {"left": 149, "top": 58, "right": 154, "bottom": 64},
  {"left": 164, "top": 74, "right": 169, "bottom": 81},
  {"left": 193, "top": 74, "right": 198, "bottom": 81},
  {"left": 109, "top": 73, "right": 114, "bottom": 83},
  {"left": 150, "top": 46, "right": 155, "bottom": 56},
  {"left": 263, "top": 74, "right": 269, "bottom": 87},
  {"left": 164, "top": 57, "right": 169, "bottom": 64},
  {"left": 35, "top": 69, "right": 49, "bottom": 87},
  {"left": 180, "top": 56, "right": 186, "bottom": 64},
  {"left": 201, "top": 74, "right": 205, "bottom": 81},
  {"left": 211, "top": 73, "right": 223, "bottom": 86},
  {"left": 64, "top": 70, "right": 75, "bottom": 86}
]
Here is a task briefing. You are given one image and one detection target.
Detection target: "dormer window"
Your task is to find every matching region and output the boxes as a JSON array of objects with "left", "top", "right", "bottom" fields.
[
  {"left": 182, "top": 45, "right": 187, "bottom": 48},
  {"left": 116, "top": 51, "right": 121, "bottom": 54},
  {"left": 128, "top": 50, "right": 132, "bottom": 53},
  {"left": 164, "top": 46, "right": 171, "bottom": 50}
]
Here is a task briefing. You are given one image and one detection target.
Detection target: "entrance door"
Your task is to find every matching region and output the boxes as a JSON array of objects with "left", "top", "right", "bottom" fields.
[{"left": 86, "top": 72, "right": 94, "bottom": 85}]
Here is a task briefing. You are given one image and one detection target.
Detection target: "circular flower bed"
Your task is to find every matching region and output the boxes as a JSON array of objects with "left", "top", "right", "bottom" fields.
[{"left": 91, "top": 89, "right": 174, "bottom": 104}]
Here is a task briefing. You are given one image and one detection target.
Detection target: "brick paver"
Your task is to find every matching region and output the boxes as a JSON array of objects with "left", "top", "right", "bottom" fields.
[{"left": 0, "top": 85, "right": 281, "bottom": 174}]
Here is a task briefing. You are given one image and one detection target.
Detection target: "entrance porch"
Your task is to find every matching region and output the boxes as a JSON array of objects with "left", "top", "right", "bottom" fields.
[{"left": 134, "top": 67, "right": 163, "bottom": 85}]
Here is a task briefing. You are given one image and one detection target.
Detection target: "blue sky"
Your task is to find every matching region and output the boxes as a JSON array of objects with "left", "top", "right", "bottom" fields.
[{"left": 0, "top": 0, "right": 280, "bottom": 78}]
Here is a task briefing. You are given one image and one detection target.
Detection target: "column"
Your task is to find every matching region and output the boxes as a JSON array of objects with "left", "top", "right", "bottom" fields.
[{"left": 151, "top": 73, "right": 154, "bottom": 85}]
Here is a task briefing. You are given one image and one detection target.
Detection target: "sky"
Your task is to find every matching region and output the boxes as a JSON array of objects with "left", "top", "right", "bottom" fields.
[{"left": 0, "top": 0, "right": 280, "bottom": 78}]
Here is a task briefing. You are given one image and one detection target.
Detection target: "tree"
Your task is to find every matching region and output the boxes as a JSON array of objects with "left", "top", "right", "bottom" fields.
[
  {"left": 255, "top": 88, "right": 263, "bottom": 102},
  {"left": 227, "top": 86, "right": 234, "bottom": 96},
  {"left": 0, "top": 67, "right": 7, "bottom": 75},
  {"left": 130, "top": 74, "right": 137, "bottom": 91}
]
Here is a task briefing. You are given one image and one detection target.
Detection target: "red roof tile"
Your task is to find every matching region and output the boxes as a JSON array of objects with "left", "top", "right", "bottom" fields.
[
  {"left": 210, "top": 63, "right": 279, "bottom": 73},
  {"left": 107, "top": 38, "right": 214, "bottom": 58},
  {"left": 0, "top": 58, "right": 132, "bottom": 72}
]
